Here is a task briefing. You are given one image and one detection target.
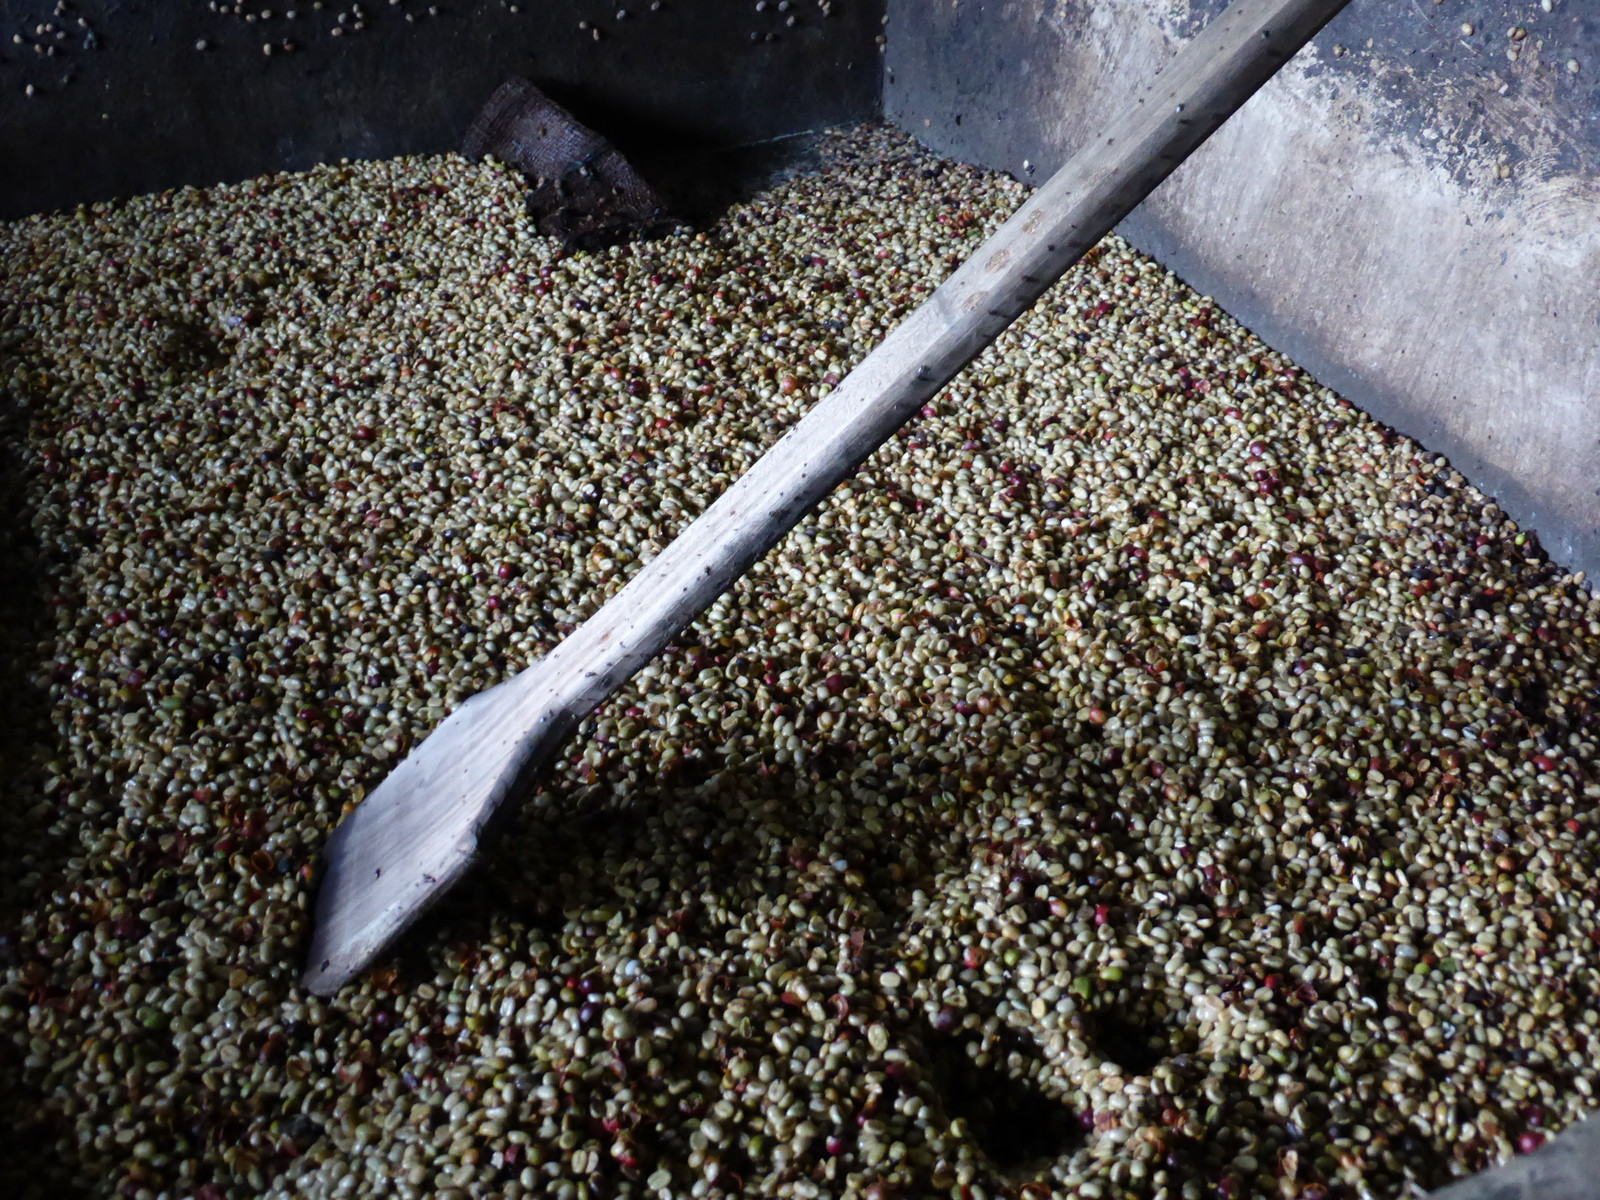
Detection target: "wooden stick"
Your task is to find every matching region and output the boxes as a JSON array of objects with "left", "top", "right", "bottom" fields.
[{"left": 304, "top": 0, "right": 1353, "bottom": 995}]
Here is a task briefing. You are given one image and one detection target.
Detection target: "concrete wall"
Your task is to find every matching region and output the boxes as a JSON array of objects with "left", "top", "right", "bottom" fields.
[
  {"left": 886, "top": 0, "right": 1600, "bottom": 582},
  {"left": 0, "top": 0, "right": 884, "bottom": 220}
]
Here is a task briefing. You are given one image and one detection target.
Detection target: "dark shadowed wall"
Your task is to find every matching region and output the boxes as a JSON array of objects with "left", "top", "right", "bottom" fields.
[{"left": 0, "top": 0, "right": 884, "bottom": 220}]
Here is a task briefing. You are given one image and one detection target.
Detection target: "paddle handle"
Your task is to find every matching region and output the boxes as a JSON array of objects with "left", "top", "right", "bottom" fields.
[
  {"left": 520, "top": 0, "right": 1351, "bottom": 720},
  {"left": 302, "top": 0, "right": 1353, "bottom": 996}
]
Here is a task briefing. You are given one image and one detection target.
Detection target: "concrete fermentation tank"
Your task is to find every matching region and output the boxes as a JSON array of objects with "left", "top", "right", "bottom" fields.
[{"left": 2, "top": 0, "right": 1598, "bottom": 1197}]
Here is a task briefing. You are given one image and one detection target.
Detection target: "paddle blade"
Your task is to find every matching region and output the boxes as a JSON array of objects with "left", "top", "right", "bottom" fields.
[{"left": 302, "top": 675, "right": 572, "bottom": 995}]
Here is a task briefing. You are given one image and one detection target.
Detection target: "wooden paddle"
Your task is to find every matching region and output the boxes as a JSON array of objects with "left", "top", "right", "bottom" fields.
[{"left": 304, "top": 0, "right": 1354, "bottom": 995}]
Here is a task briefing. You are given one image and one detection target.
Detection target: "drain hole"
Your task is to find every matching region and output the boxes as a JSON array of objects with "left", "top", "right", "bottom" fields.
[
  {"left": 1091, "top": 1011, "right": 1166, "bottom": 1076},
  {"left": 924, "top": 1023, "right": 1083, "bottom": 1172}
]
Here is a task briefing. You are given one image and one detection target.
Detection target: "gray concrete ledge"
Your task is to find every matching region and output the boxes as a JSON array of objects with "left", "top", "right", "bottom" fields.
[{"left": 1430, "top": 1112, "right": 1600, "bottom": 1200}]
